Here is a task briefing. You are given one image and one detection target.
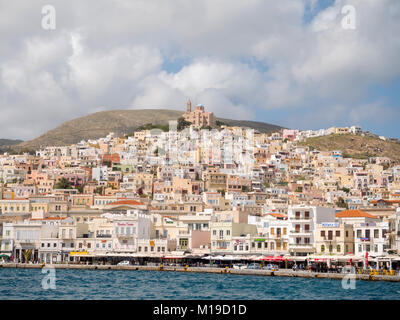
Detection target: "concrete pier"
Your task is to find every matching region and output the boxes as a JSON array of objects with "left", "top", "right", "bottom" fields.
[{"left": 1, "top": 263, "right": 399, "bottom": 282}]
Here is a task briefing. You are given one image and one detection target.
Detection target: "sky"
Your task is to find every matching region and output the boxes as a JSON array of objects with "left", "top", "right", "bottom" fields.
[{"left": 0, "top": 0, "right": 399, "bottom": 140}]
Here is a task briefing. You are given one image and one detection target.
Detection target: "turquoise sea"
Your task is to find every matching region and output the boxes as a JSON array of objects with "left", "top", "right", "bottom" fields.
[{"left": 1, "top": 268, "right": 399, "bottom": 300}]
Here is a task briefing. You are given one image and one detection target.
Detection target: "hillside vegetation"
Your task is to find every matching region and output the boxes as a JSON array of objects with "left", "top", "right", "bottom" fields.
[
  {"left": 15, "top": 109, "right": 283, "bottom": 151},
  {"left": 298, "top": 134, "right": 400, "bottom": 162}
]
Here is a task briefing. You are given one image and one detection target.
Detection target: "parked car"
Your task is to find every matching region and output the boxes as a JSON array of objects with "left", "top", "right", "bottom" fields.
[
  {"left": 263, "top": 264, "right": 278, "bottom": 271},
  {"left": 247, "top": 263, "right": 262, "bottom": 270},
  {"left": 117, "top": 260, "right": 131, "bottom": 266},
  {"left": 232, "top": 263, "right": 247, "bottom": 270}
]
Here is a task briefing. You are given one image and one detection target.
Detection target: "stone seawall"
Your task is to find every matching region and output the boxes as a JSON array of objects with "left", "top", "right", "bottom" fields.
[{"left": 1, "top": 263, "right": 399, "bottom": 282}]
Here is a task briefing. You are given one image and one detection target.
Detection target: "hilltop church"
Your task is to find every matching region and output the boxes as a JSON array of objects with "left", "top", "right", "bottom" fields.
[{"left": 182, "top": 99, "right": 216, "bottom": 129}]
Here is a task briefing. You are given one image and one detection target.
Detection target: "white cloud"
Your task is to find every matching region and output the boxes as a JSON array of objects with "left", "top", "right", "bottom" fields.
[{"left": 0, "top": 0, "right": 399, "bottom": 139}]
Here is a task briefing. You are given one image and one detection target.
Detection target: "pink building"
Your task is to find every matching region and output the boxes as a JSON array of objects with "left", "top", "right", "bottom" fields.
[{"left": 183, "top": 100, "right": 216, "bottom": 128}]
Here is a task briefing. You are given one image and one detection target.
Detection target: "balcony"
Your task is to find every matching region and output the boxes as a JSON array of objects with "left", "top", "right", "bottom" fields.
[
  {"left": 290, "top": 230, "right": 311, "bottom": 235},
  {"left": 290, "top": 216, "right": 312, "bottom": 221},
  {"left": 116, "top": 233, "right": 133, "bottom": 239},
  {"left": 96, "top": 234, "right": 112, "bottom": 238}
]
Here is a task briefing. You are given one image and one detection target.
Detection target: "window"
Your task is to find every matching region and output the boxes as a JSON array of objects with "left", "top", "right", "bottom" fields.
[
  {"left": 264, "top": 242, "right": 268, "bottom": 249},
  {"left": 321, "top": 245, "right": 325, "bottom": 252},
  {"left": 337, "top": 245, "right": 341, "bottom": 252},
  {"left": 357, "top": 230, "right": 361, "bottom": 238},
  {"left": 321, "top": 231, "right": 325, "bottom": 237},
  {"left": 271, "top": 228, "right": 275, "bottom": 235},
  {"left": 305, "top": 211, "right": 310, "bottom": 219},
  {"left": 283, "top": 228, "right": 287, "bottom": 235},
  {"left": 212, "top": 230, "right": 216, "bottom": 236},
  {"left": 305, "top": 224, "right": 310, "bottom": 232},
  {"left": 336, "top": 231, "right": 340, "bottom": 237},
  {"left": 358, "top": 244, "right": 362, "bottom": 251},
  {"left": 226, "top": 230, "right": 230, "bottom": 236},
  {"left": 365, "top": 230, "right": 370, "bottom": 239},
  {"left": 374, "top": 229, "right": 379, "bottom": 238},
  {"left": 329, "top": 245, "right": 333, "bottom": 252},
  {"left": 257, "top": 242, "right": 262, "bottom": 249},
  {"left": 346, "top": 230, "right": 349, "bottom": 238}
]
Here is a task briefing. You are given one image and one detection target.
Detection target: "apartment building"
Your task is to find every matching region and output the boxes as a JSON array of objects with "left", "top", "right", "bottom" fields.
[
  {"left": 315, "top": 222, "right": 354, "bottom": 255},
  {"left": 287, "top": 205, "right": 336, "bottom": 256}
]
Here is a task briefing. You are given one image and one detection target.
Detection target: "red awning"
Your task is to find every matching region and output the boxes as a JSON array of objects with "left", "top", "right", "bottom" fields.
[{"left": 260, "top": 256, "right": 289, "bottom": 262}]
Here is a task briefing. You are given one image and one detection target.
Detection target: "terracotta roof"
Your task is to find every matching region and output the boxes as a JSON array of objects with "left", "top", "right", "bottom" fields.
[
  {"left": 370, "top": 199, "right": 400, "bottom": 204},
  {"left": 336, "top": 209, "right": 377, "bottom": 219},
  {"left": 268, "top": 213, "right": 287, "bottom": 218},
  {"left": 108, "top": 200, "right": 145, "bottom": 206}
]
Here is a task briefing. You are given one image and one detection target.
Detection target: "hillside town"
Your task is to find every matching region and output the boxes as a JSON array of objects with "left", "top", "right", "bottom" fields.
[{"left": 1, "top": 102, "right": 400, "bottom": 272}]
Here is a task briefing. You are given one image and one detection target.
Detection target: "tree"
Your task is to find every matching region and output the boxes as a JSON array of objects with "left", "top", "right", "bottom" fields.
[
  {"left": 94, "top": 186, "right": 104, "bottom": 195},
  {"left": 335, "top": 197, "right": 348, "bottom": 209},
  {"left": 177, "top": 117, "right": 191, "bottom": 131},
  {"left": 55, "top": 177, "right": 72, "bottom": 189},
  {"left": 23, "top": 249, "right": 33, "bottom": 263}
]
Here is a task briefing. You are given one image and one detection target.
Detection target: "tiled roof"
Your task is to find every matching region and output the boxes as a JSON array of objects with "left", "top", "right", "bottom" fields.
[
  {"left": 336, "top": 209, "right": 377, "bottom": 219},
  {"left": 109, "top": 200, "right": 145, "bottom": 206}
]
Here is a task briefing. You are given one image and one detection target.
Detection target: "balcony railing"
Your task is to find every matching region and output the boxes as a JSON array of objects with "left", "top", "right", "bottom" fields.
[{"left": 96, "top": 234, "right": 112, "bottom": 238}]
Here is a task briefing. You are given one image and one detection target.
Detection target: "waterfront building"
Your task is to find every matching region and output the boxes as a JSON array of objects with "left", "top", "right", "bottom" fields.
[
  {"left": 354, "top": 221, "right": 390, "bottom": 257},
  {"left": 315, "top": 222, "right": 354, "bottom": 255},
  {"left": 287, "top": 205, "right": 336, "bottom": 256}
]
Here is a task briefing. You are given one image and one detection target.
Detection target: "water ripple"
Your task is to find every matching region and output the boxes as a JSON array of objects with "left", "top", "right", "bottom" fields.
[{"left": 1, "top": 268, "right": 399, "bottom": 300}]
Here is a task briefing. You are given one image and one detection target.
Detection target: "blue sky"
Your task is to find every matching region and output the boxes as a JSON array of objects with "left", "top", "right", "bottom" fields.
[{"left": 0, "top": 0, "right": 399, "bottom": 140}]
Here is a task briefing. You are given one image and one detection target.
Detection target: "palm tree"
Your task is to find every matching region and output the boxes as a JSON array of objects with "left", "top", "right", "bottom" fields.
[{"left": 23, "top": 249, "right": 33, "bottom": 263}]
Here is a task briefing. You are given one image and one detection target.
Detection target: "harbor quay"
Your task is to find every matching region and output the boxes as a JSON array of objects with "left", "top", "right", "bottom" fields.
[{"left": 2, "top": 262, "right": 400, "bottom": 283}]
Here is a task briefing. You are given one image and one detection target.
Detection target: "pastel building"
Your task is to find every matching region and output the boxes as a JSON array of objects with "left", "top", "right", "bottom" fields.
[{"left": 183, "top": 100, "right": 216, "bottom": 129}]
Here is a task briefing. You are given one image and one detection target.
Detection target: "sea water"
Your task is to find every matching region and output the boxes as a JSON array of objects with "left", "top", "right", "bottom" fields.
[{"left": 0, "top": 268, "right": 399, "bottom": 300}]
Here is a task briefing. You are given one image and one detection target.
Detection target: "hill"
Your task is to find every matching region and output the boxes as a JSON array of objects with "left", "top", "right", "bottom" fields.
[
  {"left": 298, "top": 134, "right": 400, "bottom": 162},
  {"left": 16, "top": 109, "right": 283, "bottom": 150},
  {"left": 0, "top": 139, "right": 24, "bottom": 153}
]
